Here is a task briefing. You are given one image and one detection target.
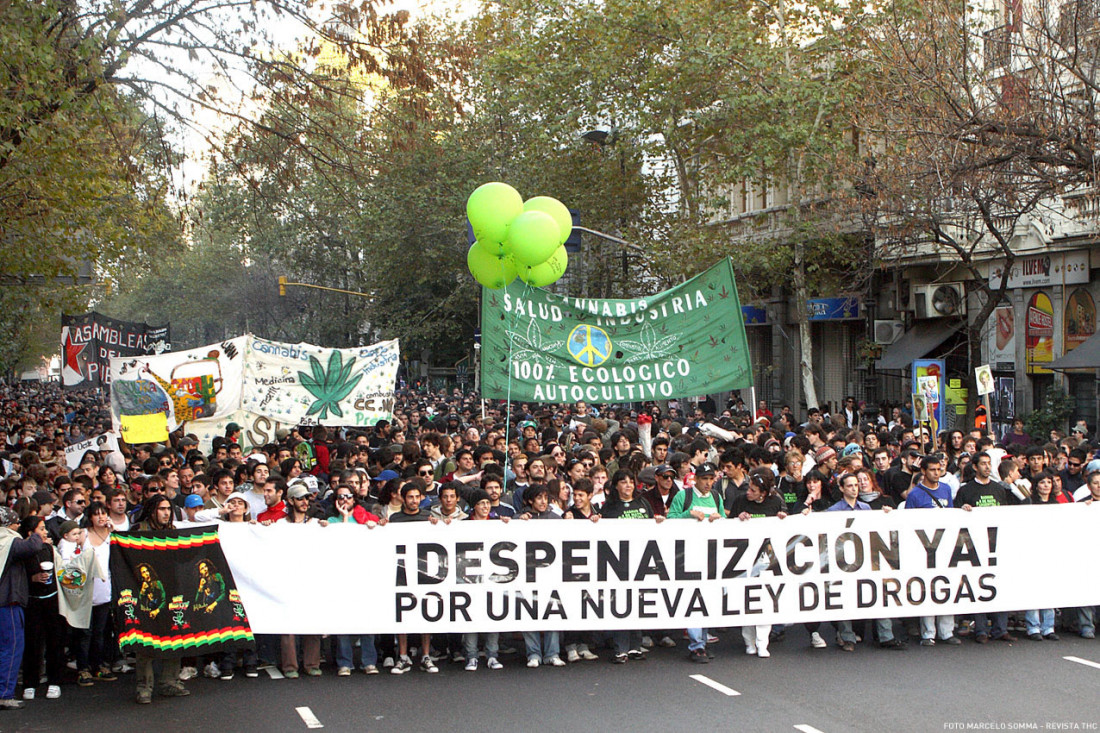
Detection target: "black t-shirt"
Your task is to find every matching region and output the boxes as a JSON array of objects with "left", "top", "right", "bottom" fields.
[
  {"left": 881, "top": 467, "right": 914, "bottom": 502},
  {"left": 954, "top": 480, "right": 1008, "bottom": 509},
  {"left": 729, "top": 493, "right": 786, "bottom": 518},
  {"left": 721, "top": 478, "right": 748, "bottom": 510},
  {"left": 388, "top": 508, "right": 432, "bottom": 523},
  {"left": 600, "top": 498, "right": 655, "bottom": 519},
  {"left": 565, "top": 506, "right": 596, "bottom": 520},
  {"left": 489, "top": 503, "right": 516, "bottom": 519},
  {"left": 777, "top": 477, "right": 803, "bottom": 510}
]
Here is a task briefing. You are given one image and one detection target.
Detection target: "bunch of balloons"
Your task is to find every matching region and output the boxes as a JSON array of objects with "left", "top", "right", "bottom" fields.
[{"left": 465, "top": 182, "right": 571, "bottom": 289}]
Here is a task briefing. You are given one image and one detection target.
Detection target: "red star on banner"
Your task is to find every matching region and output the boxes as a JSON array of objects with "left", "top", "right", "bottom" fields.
[{"left": 63, "top": 329, "right": 86, "bottom": 378}]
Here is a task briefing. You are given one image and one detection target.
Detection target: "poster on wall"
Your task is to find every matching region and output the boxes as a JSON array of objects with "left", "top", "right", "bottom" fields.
[
  {"left": 1063, "top": 289, "right": 1096, "bottom": 372},
  {"left": 912, "top": 360, "right": 946, "bottom": 440},
  {"left": 988, "top": 305, "right": 1016, "bottom": 371},
  {"left": 991, "top": 376, "right": 1016, "bottom": 440},
  {"left": 1026, "top": 292, "right": 1055, "bottom": 374}
]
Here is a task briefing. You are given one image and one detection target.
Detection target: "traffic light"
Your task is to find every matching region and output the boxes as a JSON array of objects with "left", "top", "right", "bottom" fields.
[{"left": 278, "top": 276, "right": 287, "bottom": 296}]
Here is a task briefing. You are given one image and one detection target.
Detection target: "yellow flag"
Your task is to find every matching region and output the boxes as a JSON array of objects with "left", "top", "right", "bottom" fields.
[{"left": 119, "top": 412, "right": 168, "bottom": 443}]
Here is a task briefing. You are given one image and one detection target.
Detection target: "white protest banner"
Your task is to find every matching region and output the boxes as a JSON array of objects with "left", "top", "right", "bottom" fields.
[
  {"left": 65, "top": 432, "right": 120, "bottom": 470},
  {"left": 188, "top": 410, "right": 293, "bottom": 453},
  {"left": 217, "top": 505, "right": 1100, "bottom": 635},
  {"left": 109, "top": 337, "right": 246, "bottom": 434},
  {"left": 240, "top": 336, "right": 399, "bottom": 427}
]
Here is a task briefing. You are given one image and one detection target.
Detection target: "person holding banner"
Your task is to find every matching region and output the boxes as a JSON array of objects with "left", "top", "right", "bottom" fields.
[
  {"left": 667, "top": 462, "right": 723, "bottom": 664},
  {"left": 731, "top": 469, "right": 787, "bottom": 658},
  {"left": 904, "top": 456, "right": 961, "bottom": 647}
]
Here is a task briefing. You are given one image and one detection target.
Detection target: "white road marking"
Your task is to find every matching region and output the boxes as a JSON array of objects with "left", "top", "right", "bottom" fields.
[
  {"left": 1064, "top": 655, "right": 1100, "bottom": 670},
  {"left": 794, "top": 725, "right": 827, "bottom": 733},
  {"left": 266, "top": 667, "right": 285, "bottom": 680},
  {"left": 296, "top": 706, "right": 324, "bottom": 729},
  {"left": 689, "top": 674, "right": 741, "bottom": 696}
]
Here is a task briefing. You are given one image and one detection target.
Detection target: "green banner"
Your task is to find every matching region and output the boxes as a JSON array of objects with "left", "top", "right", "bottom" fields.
[{"left": 480, "top": 258, "right": 753, "bottom": 403}]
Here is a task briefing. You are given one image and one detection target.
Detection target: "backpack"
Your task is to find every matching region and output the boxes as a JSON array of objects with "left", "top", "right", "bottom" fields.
[{"left": 680, "top": 486, "right": 723, "bottom": 516}]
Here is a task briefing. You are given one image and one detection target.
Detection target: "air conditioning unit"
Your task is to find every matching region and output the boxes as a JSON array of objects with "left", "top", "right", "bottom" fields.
[
  {"left": 873, "top": 320, "right": 906, "bottom": 344},
  {"left": 913, "top": 282, "right": 966, "bottom": 319}
]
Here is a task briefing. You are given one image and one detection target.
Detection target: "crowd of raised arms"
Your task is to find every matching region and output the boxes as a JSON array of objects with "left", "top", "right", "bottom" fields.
[{"left": 0, "top": 381, "right": 1098, "bottom": 708}]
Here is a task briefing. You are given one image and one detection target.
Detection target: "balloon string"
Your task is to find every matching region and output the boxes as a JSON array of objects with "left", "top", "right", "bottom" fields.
[{"left": 502, "top": 279, "right": 533, "bottom": 488}]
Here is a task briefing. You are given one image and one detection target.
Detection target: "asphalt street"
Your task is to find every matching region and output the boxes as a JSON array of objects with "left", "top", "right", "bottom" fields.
[{"left": 5, "top": 625, "right": 1100, "bottom": 733}]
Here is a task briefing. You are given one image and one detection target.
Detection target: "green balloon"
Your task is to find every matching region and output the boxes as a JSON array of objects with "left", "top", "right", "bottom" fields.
[
  {"left": 507, "top": 210, "right": 561, "bottom": 267},
  {"left": 518, "top": 246, "right": 568, "bottom": 287},
  {"left": 523, "top": 196, "right": 572, "bottom": 245},
  {"left": 467, "top": 182, "right": 523, "bottom": 252},
  {"left": 467, "top": 242, "right": 517, "bottom": 289}
]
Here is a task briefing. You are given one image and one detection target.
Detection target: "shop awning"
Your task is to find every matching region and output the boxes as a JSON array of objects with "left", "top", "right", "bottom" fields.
[
  {"left": 1048, "top": 330, "right": 1100, "bottom": 370},
  {"left": 876, "top": 321, "right": 965, "bottom": 370}
]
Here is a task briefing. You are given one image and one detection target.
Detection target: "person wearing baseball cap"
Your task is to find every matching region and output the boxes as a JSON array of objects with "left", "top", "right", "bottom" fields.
[
  {"left": 0, "top": 506, "right": 47, "bottom": 709},
  {"left": 641, "top": 465, "right": 680, "bottom": 519},
  {"left": 667, "top": 462, "right": 724, "bottom": 664}
]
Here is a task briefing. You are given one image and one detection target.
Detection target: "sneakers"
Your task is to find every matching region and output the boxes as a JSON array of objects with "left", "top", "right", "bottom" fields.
[
  {"left": 114, "top": 663, "right": 134, "bottom": 674},
  {"left": 363, "top": 665, "right": 378, "bottom": 675},
  {"left": 46, "top": 686, "right": 60, "bottom": 700},
  {"left": 612, "top": 653, "right": 628, "bottom": 664},
  {"left": 658, "top": 636, "right": 677, "bottom": 648},
  {"left": 1082, "top": 630, "right": 1096, "bottom": 639},
  {"left": 77, "top": 671, "right": 94, "bottom": 687},
  {"left": 810, "top": 632, "right": 827, "bottom": 648},
  {"left": 245, "top": 666, "right": 259, "bottom": 678},
  {"left": 1044, "top": 633, "right": 1061, "bottom": 641},
  {"left": 284, "top": 669, "right": 299, "bottom": 679},
  {"left": 337, "top": 667, "right": 352, "bottom": 677},
  {"left": 203, "top": 662, "right": 220, "bottom": 678},
  {"left": 995, "top": 633, "right": 1019, "bottom": 643},
  {"left": 382, "top": 657, "right": 395, "bottom": 669},
  {"left": 566, "top": 647, "right": 581, "bottom": 663},
  {"left": 487, "top": 657, "right": 503, "bottom": 670},
  {"left": 757, "top": 649, "right": 771, "bottom": 658},
  {"left": 156, "top": 684, "right": 190, "bottom": 698},
  {"left": 451, "top": 650, "right": 466, "bottom": 663},
  {"left": 219, "top": 671, "right": 234, "bottom": 681},
  {"left": 421, "top": 655, "right": 439, "bottom": 674},
  {"left": 391, "top": 656, "right": 413, "bottom": 675},
  {"left": 879, "top": 638, "right": 907, "bottom": 650},
  {"left": 942, "top": 636, "right": 962, "bottom": 646},
  {"left": 22, "top": 689, "right": 33, "bottom": 701},
  {"left": 134, "top": 691, "right": 151, "bottom": 705},
  {"left": 840, "top": 641, "right": 856, "bottom": 652},
  {"left": 546, "top": 656, "right": 566, "bottom": 667},
  {"left": 465, "top": 658, "right": 478, "bottom": 672},
  {"left": 920, "top": 638, "right": 936, "bottom": 646},
  {"left": 527, "top": 657, "right": 540, "bottom": 668},
  {"left": 577, "top": 645, "right": 599, "bottom": 661},
  {"left": 745, "top": 643, "right": 757, "bottom": 655},
  {"left": 974, "top": 634, "right": 989, "bottom": 644},
  {"left": 176, "top": 666, "right": 195, "bottom": 681},
  {"left": 627, "top": 649, "right": 646, "bottom": 660},
  {"left": 690, "top": 648, "right": 709, "bottom": 664},
  {"left": 640, "top": 635, "right": 654, "bottom": 648},
  {"left": 707, "top": 633, "right": 720, "bottom": 644}
]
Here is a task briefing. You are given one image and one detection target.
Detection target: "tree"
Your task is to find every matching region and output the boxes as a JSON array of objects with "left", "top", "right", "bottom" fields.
[
  {"left": 857, "top": 0, "right": 1088, "bottom": 418},
  {"left": 469, "top": 0, "right": 869, "bottom": 407}
]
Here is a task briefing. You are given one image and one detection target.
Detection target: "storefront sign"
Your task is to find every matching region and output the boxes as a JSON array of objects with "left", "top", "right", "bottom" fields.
[{"left": 988, "top": 250, "right": 1089, "bottom": 289}]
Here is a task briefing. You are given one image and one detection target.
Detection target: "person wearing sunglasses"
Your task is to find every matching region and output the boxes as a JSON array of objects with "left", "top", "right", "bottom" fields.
[{"left": 44, "top": 488, "right": 85, "bottom": 542}]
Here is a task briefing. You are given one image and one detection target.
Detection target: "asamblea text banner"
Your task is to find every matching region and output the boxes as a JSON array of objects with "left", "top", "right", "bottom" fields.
[
  {"left": 479, "top": 258, "right": 752, "bottom": 402},
  {"left": 214, "top": 505, "right": 1100, "bottom": 634},
  {"left": 240, "top": 336, "right": 399, "bottom": 427}
]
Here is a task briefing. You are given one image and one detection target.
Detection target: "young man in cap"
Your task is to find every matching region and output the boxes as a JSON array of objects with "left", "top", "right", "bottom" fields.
[
  {"left": 642, "top": 465, "right": 680, "bottom": 518},
  {"left": 667, "top": 463, "right": 723, "bottom": 663}
]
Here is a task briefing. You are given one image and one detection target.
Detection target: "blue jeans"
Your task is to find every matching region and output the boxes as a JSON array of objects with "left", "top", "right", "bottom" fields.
[
  {"left": 1077, "top": 607, "right": 1098, "bottom": 636},
  {"left": 686, "top": 628, "right": 708, "bottom": 652},
  {"left": 0, "top": 606, "right": 24, "bottom": 699},
  {"left": 920, "top": 615, "right": 955, "bottom": 640},
  {"left": 1026, "top": 609, "right": 1054, "bottom": 636},
  {"left": 973, "top": 611, "right": 1008, "bottom": 639},
  {"left": 336, "top": 635, "right": 377, "bottom": 670},
  {"left": 463, "top": 632, "right": 499, "bottom": 659},
  {"left": 610, "top": 630, "right": 642, "bottom": 655},
  {"left": 522, "top": 631, "right": 560, "bottom": 662}
]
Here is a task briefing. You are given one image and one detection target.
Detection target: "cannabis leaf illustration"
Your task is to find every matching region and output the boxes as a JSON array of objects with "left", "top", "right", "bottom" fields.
[
  {"left": 506, "top": 318, "right": 565, "bottom": 363},
  {"left": 617, "top": 322, "right": 680, "bottom": 364},
  {"left": 298, "top": 351, "right": 362, "bottom": 420}
]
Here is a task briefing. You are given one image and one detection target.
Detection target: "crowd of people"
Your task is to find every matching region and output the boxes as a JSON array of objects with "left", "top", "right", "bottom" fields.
[{"left": 1, "top": 381, "right": 1098, "bottom": 708}]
